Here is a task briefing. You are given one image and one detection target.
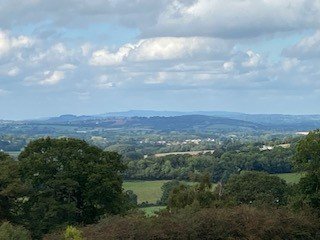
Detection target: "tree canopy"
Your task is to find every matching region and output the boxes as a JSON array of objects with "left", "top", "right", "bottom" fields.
[
  {"left": 294, "top": 130, "right": 320, "bottom": 211},
  {"left": 224, "top": 171, "right": 289, "bottom": 206},
  {"left": 17, "top": 137, "right": 127, "bottom": 237}
]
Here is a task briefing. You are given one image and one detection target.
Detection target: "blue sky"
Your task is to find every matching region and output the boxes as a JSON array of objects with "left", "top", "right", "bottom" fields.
[{"left": 0, "top": 0, "right": 320, "bottom": 120}]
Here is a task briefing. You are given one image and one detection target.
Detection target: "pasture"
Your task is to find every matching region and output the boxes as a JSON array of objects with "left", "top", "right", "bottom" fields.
[
  {"left": 276, "top": 172, "right": 304, "bottom": 184},
  {"left": 123, "top": 180, "right": 168, "bottom": 204},
  {"left": 124, "top": 172, "right": 303, "bottom": 205},
  {"left": 123, "top": 180, "right": 213, "bottom": 204}
]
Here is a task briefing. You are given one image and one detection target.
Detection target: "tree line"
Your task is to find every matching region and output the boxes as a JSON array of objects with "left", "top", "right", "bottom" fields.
[{"left": 124, "top": 145, "right": 293, "bottom": 182}]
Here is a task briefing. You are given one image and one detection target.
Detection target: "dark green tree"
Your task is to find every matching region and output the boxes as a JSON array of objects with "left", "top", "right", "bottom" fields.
[
  {"left": 159, "top": 180, "right": 180, "bottom": 205},
  {"left": 224, "top": 171, "right": 288, "bottom": 206},
  {"left": 168, "top": 173, "right": 215, "bottom": 209},
  {"left": 0, "top": 152, "right": 28, "bottom": 222},
  {"left": 294, "top": 130, "right": 320, "bottom": 211},
  {"left": 17, "top": 138, "right": 126, "bottom": 237},
  {"left": 125, "top": 190, "right": 138, "bottom": 207}
]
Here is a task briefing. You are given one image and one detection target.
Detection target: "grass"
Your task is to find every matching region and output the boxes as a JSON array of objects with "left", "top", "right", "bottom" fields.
[
  {"left": 276, "top": 172, "right": 305, "bottom": 184},
  {"left": 123, "top": 180, "right": 169, "bottom": 204},
  {"left": 124, "top": 180, "right": 213, "bottom": 204},
  {"left": 140, "top": 206, "right": 166, "bottom": 216},
  {"left": 124, "top": 173, "right": 302, "bottom": 216}
]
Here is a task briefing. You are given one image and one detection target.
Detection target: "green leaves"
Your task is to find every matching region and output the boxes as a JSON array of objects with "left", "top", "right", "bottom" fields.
[
  {"left": 16, "top": 137, "right": 127, "bottom": 237},
  {"left": 294, "top": 130, "right": 320, "bottom": 174},
  {"left": 224, "top": 171, "right": 289, "bottom": 206}
]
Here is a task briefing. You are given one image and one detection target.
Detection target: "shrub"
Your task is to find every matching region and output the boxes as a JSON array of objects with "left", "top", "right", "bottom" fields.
[
  {"left": 45, "top": 206, "right": 320, "bottom": 239},
  {"left": 0, "top": 221, "right": 31, "bottom": 240},
  {"left": 64, "top": 226, "right": 83, "bottom": 240}
]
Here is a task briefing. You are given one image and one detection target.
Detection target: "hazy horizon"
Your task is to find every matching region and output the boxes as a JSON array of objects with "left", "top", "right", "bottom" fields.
[{"left": 3, "top": 109, "right": 320, "bottom": 121}]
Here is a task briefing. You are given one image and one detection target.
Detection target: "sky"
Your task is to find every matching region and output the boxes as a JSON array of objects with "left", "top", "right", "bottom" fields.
[{"left": 0, "top": 0, "right": 320, "bottom": 120}]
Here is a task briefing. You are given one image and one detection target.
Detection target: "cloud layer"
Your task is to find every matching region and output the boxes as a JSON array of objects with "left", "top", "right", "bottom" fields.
[{"left": 0, "top": 0, "right": 320, "bottom": 119}]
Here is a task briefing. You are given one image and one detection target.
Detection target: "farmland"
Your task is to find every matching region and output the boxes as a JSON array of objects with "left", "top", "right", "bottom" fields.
[
  {"left": 123, "top": 180, "right": 168, "bottom": 204},
  {"left": 124, "top": 172, "right": 303, "bottom": 205},
  {"left": 276, "top": 172, "right": 304, "bottom": 184}
]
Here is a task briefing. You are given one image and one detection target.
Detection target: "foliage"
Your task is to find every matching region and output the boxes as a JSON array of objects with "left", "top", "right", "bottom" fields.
[
  {"left": 293, "top": 130, "right": 320, "bottom": 213},
  {"left": 124, "top": 145, "right": 294, "bottom": 182},
  {"left": 168, "top": 174, "right": 216, "bottom": 209},
  {"left": 123, "top": 180, "right": 169, "bottom": 204},
  {"left": 125, "top": 190, "right": 138, "bottom": 207},
  {"left": 159, "top": 180, "right": 180, "bottom": 205},
  {"left": 141, "top": 206, "right": 166, "bottom": 216},
  {"left": 45, "top": 206, "right": 320, "bottom": 240},
  {"left": 64, "top": 226, "right": 83, "bottom": 240},
  {"left": 0, "top": 222, "right": 31, "bottom": 240},
  {"left": 224, "top": 171, "right": 289, "bottom": 206},
  {"left": 294, "top": 130, "right": 320, "bottom": 173},
  {"left": 0, "top": 152, "right": 28, "bottom": 222},
  {"left": 17, "top": 137, "right": 127, "bottom": 237}
]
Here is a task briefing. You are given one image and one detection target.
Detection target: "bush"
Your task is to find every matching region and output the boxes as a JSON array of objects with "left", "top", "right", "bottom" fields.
[
  {"left": 224, "top": 171, "right": 289, "bottom": 206},
  {"left": 0, "top": 222, "right": 31, "bottom": 240},
  {"left": 45, "top": 206, "right": 320, "bottom": 239},
  {"left": 64, "top": 226, "right": 83, "bottom": 240}
]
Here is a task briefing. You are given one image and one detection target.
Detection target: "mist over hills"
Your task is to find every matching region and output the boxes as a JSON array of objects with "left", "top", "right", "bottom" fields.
[{"left": 15, "top": 110, "right": 320, "bottom": 132}]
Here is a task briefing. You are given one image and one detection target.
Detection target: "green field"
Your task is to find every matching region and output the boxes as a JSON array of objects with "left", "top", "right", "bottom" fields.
[
  {"left": 124, "top": 173, "right": 303, "bottom": 205},
  {"left": 123, "top": 180, "right": 169, "bottom": 204},
  {"left": 140, "top": 206, "right": 166, "bottom": 216},
  {"left": 276, "top": 172, "right": 304, "bottom": 184},
  {"left": 124, "top": 180, "right": 214, "bottom": 204}
]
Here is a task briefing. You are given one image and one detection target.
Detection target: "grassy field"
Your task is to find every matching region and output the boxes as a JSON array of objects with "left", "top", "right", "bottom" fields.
[
  {"left": 123, "top": 180, "right": 214, "bottom": 204},
  {"left": 140, "top": 206, "right": 166, "bottom": 216},
  {"left": 124, "top": 173, "right": 303, "bottom": 205},
  {"left": 123, "top": 180, "right": 169, "bottom": 204},
  {"left": 276, "top": 172, "right": 304, "bottom": 184}
]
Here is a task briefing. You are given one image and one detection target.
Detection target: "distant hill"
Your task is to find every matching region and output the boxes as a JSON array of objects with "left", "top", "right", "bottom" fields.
[
  {"left": 98, "top": 110, "right": 244, "bottom": 118},
  {"left": 13, "top": 110, "right": 320, "bottom": 132},
  {"left": 74, "top": 115, "right": 262, "bottom": 131}
]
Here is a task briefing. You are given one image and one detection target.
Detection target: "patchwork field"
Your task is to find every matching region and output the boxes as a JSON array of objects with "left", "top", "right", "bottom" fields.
[
  {"left": 123, "top": 180, "right": 168, "bottom": 204},
  {"left": 276, "top": 172, "right": 304, "bottom": 184},
  {"left": 124, "top": 172, "right": 303, "bottom": 205},
  {"left": 123, "top": 180, "right": 214, "bottom": 204}
]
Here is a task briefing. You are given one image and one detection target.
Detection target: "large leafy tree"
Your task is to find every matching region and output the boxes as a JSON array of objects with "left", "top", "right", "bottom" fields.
[
  {"left": 168, "top": 174, "right": 215, "bottom": 209},
  {"left": 0, "top": 152, "right": 28, "bottom": 221},
  {"left": 294, "top": 130, "right": 320, "bottom": 210},
  {"left": 224, "top": 171, "right": 288, "bottom": 206},
  {"left": 17, "top": 137, "right": 126, "bottom": 237},
  {"left": 159, "top": 180, "right": 180, "bottom": 205}
]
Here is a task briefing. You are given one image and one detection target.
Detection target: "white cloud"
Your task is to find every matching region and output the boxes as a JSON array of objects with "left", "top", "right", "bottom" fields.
[
  {"left": 90, "top": 45, "right": 133, "bottom": 66},
  {"left": 223, "top": 62, "right": 234, "bottom": 72},
  {"left": 39, "top": 71, "right": 65, "bottom": 85},
  {"left": 0, "top": 30, "right": 34, "bottom": 57},
  {"left": 58, "top": 63, "right": 77, "bottom": 70},
  {"left": 95, "top": 75, "right": 116, "bottom": 88},
  {"left": 143, "top": 0, "right": 320, "bottom": 38},
  {"left": 90, "top": 37, "right": 231, "bottom": 66},
  {"left": 7, "top": 67, "right": 20, "bottom": 76},
  {"left": 283, "top": 31, "right": 320, "bottom": 59},
  {"left": 145, "top": 72, "right": 168, "bottom": 84},
  {"left": 1, "top": 0, "right": 320, "bottom": 39},
  {"left": 242, "top": 51, "right": 261, "bottom": 68},
  {"left": 282, "top": 58, "right": 299, "bottom": 71}
]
